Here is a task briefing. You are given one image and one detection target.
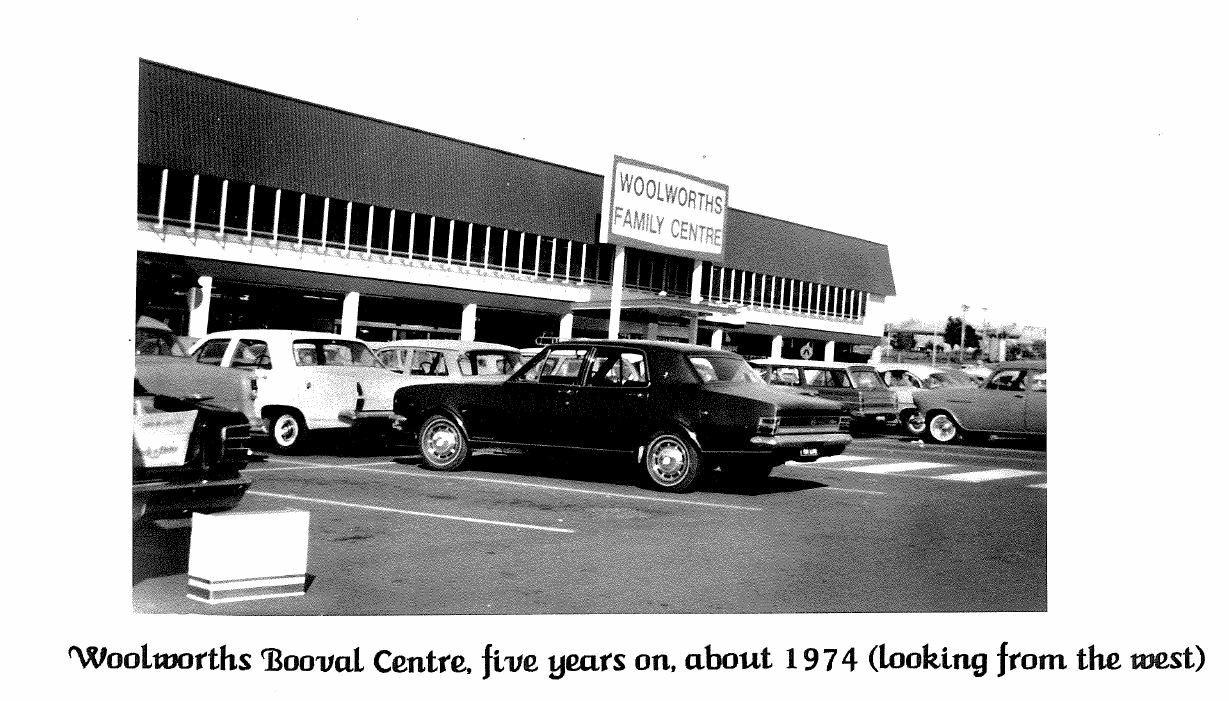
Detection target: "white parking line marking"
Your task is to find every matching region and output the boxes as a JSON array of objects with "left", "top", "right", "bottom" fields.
[
  {"left": 247, "top": 490, "right": 575, "bottom": 533},
  {"left": 334, "top": 464, "right": 763, "bottom": 512},
  {"left": 1029, "top": 483, "right": 1048, "bottom": 489},
  {"left": 259, "top": 456, "right": 328, "bottom": 466},
  {"left": 822, "top": 486, "right": 887, "bottom": 495},
  {"left": 841, "top": 461, "right": 955, "bottom": 474},
  {"left": 933, "top": 468, "right": 1044, "bottom": 482},
  {"left": 245, "top": 465, "right": 328, "bottom": 473}
]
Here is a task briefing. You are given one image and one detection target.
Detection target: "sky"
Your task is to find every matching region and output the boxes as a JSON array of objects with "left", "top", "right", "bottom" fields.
[{"left": 114, "top": 2, "right": 1224, "bottom": 330}]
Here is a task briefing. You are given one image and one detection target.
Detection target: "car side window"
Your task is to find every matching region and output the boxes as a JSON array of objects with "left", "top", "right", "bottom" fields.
[
  {"left": 519, "top": 348, "right": 589, "bottom": 385},
  {"left": 768, "top": 366, "right": 800, "bottom": 385},
  {"left": 409, "top": 350, "right": 447, "bottom": 376},
  {"left": 233, "top": 339, "right": 272, "bottom": 369},
  {"left": 292, "top": 342, "right": 318, "bottom": 366},
  {"left": 987, "top": 369, "right": 1025, "bottom": 390},
  {"left": 585, "top": 349, "right": 648, "bottom": 387},
  {"left": 194, "top": 339, "right": 230, "bottom": 366},
  {"left": 377, "top": 349, "right": 403, "bottom": 371}
]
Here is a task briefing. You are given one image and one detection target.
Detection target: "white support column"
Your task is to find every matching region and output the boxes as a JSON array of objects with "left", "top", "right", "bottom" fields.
[
  {"left": 517, "top": 231, "right": 526, "bottom": 272},
  {"left": 707, "top": 262, "right": 715, "bottom": 301},
  {"left": 534, "top": 235, "right": 543, "bottom": 276},
  {"left": 770, "top": 335, "right": 784, "bottom": 359},
  {"left": 340, "top": 291, "right": 360, "bottom": 337},
  {"left": 272, "top": 189, "right": 282, "bottom": 246},
  {"left": 245, "top": 184, "right": 255, "bottom": 244},
  {"left": 558, "top": 312, "right": 574, "bottom": 341},
  {"left": 320, "top": 197, "right": 330, "bottom": 251},
  {"left": 364, "top": 205, "right": 374, "bottom": 256},
  {"left": 823, "top": 340, "right": 836, "bottom": 362},
  {"left": 564, "top": 240, "right": 573, "bottom": 282},
  {"left": 460, "top": 303, "right": 478, "bottom": 342},
  {"left": 608, "top": 245, "right": 626, "bottom": 339},
  {"left": 549, "top": 238, "right": 557, "bottom": 279},
  {"left": 717, "top": 265, "right": 725, "bottom": 300},
  {"left": 297, "top": 193, "right": 306, "bottom": 249},
  {"left": 343, "top": 201, "right": 353, "bottom": 253},
  {"left": 690, "top": 259, "right": 703, "bottom": 303},
  {"left": 217, "top": 179, "right": 228, "bottom": 238},
  {"left": 483, "top": 226, "right": 491, "bottom": 268},
  {"left": 579, "top": 243, "right": 588, "bottom": 282},
  {"left": 188, "top": 275, "right": 213, "bottom": 338},
  {"left": 188, "top": 174, "right": 199, "bottom": 234},
  {"left": 502, "top": 229, "right": 509, "bottom": 270},
  {"left": 156, "top": 168, "right": 168, "bottom": 230},
  {"left": 464, "top": 223, "right": 473, "bottom": 265},
  {"left": 710, "top": 328, "right": 723, "bottom": 349},
  {"left": 446, "top": 220, "right": 455, "bottom": 262},
  {"left": 426, "top": 216, "right": 435, "bottom": 262},
  {"left": 387, "top": 209, "right": 397, "bottom": 258}
]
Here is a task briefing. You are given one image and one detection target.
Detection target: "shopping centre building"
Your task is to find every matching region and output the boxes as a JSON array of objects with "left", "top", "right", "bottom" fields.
[{"left": 136, "top": 60, "right": 896, "bottom": 360}]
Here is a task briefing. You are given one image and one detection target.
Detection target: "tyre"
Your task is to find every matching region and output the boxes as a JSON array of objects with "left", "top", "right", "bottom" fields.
[
  {"left": 641, "top": 431, "right": 703, "bottom": 492},
  {"left": 268, "top": 409, "right": 308, "bottom": 453},
  {"left": 902, "top": 410, "right": 926, "bottom": 437},
  {"left": 924, "top": 411, "right": 962, "bottom": 444},
  {"left": 418, "top": 414, "right": 470, "bottom": 471}
]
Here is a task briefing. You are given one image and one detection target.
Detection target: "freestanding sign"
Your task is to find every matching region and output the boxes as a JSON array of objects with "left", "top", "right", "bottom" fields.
[{"left": 601, "top": 156, "right": 728, "bottom": 263}]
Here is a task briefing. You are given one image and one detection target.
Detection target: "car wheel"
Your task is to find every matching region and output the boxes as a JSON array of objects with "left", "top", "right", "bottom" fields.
[
  {"left": 418, "top": 414, "right": 470, "bottom": 471},
  {"left": 924, "top": 411, "right": 962, "bottom": 444},
  {"left": 641, "top": 431, "right": 703, "bottom": 492},
  {"left": 902, "top": 410, "right": 926, "bottom": 437},
  {"left": 269, "top": 410, "right": 308, "bottom": 453}
]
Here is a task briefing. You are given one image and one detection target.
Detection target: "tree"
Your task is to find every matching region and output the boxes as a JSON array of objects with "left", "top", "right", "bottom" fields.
[
  {"left": 942, "top": 316, "right": 981, "bottom": 351},
  {"left": 889, "top": 331, "right": 916, "bottom": 351}
]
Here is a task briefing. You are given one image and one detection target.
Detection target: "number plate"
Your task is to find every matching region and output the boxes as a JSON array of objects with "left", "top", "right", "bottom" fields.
[{"left": 799, "top": 447, "right": 819, "bottom": 457}]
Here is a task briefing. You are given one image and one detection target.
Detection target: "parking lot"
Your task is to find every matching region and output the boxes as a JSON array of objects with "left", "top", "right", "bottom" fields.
[{"left": 133, "top": 430, "right": 1045, "bottom": 615}]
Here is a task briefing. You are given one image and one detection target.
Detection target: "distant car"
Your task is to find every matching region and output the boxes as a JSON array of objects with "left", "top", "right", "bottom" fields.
[
  {"left": 912, "top": 360, "right": 1047, "bottom": 443},
  {"left": 960, "top": 363, "right": 993, "bottom": 381},
  {"left": 188, "top": 330, "right": 406, "bottom": 452},
  {"left": 393, "top": 340, "right": 852, "bottom": 492},
  {"left": 875, "top": 363, "right": 981, "bottom": 435},
  {"left": 372, "top": 339, "right": 524, "bottom": 383},
  {"left": 750, "top": 359, "right": 898, "bottom": 430},
  {"left": 132, "top": 377, "right": 252, "bottom": 521},
  {"left": 135, "top": 317, "right": 264, "bottom": 436}
]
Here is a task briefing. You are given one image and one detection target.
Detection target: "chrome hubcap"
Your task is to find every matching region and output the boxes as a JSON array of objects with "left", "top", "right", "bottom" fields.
[
  {"left": 931, "top": 415, "right": 957, "bottom": 442},
  {"left": 423, "top": 420, "right": 459, "bottom": 463},
  {"left": 274, "top": 416, "right": 299, "bottom": 446},
  {"left": 647, "top": 437, "right": 688, "bottom": 485},
  {"left": 906, "top": 413, "right": 926, "bottom": 434}
]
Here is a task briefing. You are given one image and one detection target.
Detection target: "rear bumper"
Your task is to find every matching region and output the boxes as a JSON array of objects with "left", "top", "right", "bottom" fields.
[
  {"left": 747, "top": 432, "right": 853, "bottom": 459},
  {"left": 851, "top": 410, "right": 900, "bottom": 425},
  {"left": 132, "top": 475, "right": 252, "bottom": 521}
]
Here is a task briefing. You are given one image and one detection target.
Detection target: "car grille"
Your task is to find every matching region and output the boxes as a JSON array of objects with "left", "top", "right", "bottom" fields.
[
  {"left": 777, "top": 414, "right": 844, "bottom": 434},
  {"left": 217, "top": 423, "right": 251, "bottom": 466}
]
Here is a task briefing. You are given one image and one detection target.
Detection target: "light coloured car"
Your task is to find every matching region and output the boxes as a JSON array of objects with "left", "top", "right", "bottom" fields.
[
  {"left": 188, "top": 330, "right": 405, "bottom": 451},
  {"left": 913, "top": 360, "right": 1047, "bottom": 443},
  {"left": 875, "top": 363, "right": 980, "bottom": 435},
  {"left": 371, "top": 339, "right": 524, "bottom": 383},
  {"left": 750, "top": 358, "right": 898, "bottom": 429}
]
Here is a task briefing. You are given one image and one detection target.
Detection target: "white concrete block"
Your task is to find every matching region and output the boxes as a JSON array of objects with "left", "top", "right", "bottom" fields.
[{"left": 187, "top": 509, "right": 310, "bottom": 604}]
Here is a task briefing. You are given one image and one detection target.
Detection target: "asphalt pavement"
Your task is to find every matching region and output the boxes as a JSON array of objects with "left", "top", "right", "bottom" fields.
[{"left": 133, "top": 432, "right": 1046, "bottom": 614}]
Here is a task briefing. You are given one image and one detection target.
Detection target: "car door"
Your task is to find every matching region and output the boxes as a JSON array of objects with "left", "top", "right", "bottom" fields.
[
  {"left": 963, "top": 368, "right": 1028, "bottom": 432},
  {"left": 1024, "top": 370, "right": 1047, "bottom": 434},
  {"left": 570, "top": 347, "right": 652, "bottom": 451},
  {"left": 499, "top": 347, "right": 591, "bottom": 446}
]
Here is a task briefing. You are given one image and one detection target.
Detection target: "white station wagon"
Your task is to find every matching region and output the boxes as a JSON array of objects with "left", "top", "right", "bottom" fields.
[
  {"left": 371, "top": 339, "right": 523, "bottom": 383},
  {"left": 189, "top": 330, "right": 405, "bottom": 451}
]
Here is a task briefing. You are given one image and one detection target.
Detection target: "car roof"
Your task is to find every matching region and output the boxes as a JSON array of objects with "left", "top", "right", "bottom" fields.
[
  {"left": 874, "top": 363, "right": 966, "bottom": 376},
  {"left": 991, "top": 360, "right": 1047, "bottom": 371},
  {"left": 545, "top": 339, "right": 740, "bottom": 357},
  {"left": 199, "top": 329, "right": 366, "bottom": 343},
  {"left": 370, "top": 339, "right": 520, "bottom": 353},
  {"left": 749, "top": 358, "right": 862, "bottom": 369}
]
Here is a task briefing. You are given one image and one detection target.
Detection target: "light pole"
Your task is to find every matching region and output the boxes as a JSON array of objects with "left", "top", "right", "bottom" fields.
[
  {"left": 981, "top": 306, "right": 990, "bottom": 362},
  {"left": 958, "top": 304, "right": 969, "bottom": 363}
]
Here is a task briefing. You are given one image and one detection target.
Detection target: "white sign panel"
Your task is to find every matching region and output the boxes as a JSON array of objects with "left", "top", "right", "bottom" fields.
[
  {"left": 133, "top": 409, "right": 197, "bottom": 468},
  {"left": 601, "top": 156, "right": 729, "bottom": 261}
]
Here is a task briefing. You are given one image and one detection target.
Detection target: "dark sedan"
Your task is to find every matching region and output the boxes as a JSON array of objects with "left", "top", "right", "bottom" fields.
[{"left": 392, "top": 340, "right": 852, "bottom": 492}]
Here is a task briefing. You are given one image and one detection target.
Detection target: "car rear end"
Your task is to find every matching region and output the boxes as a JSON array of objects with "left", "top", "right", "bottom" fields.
[
  {"left": 132, "top": 392, "right": 252, "bottom": 521},
  {"left": 846, "top": 365, "right": 899, "bottom": 428},
  {"left": 750, "top": 407, "right": 854, "bottom": 461}
]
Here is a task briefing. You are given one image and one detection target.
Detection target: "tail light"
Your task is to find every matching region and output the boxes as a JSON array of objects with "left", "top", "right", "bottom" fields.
[
  {"left": 757, "top": 416, "right": 780, "bottom": 437},
  {"left": 355, "top": 382, "right": 365, "bottom": 413},
  {"left": 249, "top": 377, "right": 259, "bottom": 401}
]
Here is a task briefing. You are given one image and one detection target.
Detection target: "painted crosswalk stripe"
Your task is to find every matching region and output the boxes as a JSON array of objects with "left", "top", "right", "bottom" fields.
[
  {"left": 933, "top": 468, "right": 1043, "bottom": 482},
  {"left": 842, "top": 461, "right": 954, "bottom": 474}
]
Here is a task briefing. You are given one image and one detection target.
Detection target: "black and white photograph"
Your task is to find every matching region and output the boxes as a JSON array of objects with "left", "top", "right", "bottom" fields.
[{"left": 9, "top": 1, "right": 1226, "bottom": 698}]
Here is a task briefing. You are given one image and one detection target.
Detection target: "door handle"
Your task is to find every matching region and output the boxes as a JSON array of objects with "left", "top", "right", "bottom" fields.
[
  {"left": 306, "top": 381, "right": 312, "bottom": 389},
  {"left": 1014, "top": 393, "right": 1024, "bottom": 398}
]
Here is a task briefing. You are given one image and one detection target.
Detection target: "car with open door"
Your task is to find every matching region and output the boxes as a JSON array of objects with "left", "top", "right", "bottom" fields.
[
  {"left": 874, "top": 363, "right": 981, "bottom": 436},
  {"left": 392, "top": 340, "right": 852, "bottom": 492}
]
